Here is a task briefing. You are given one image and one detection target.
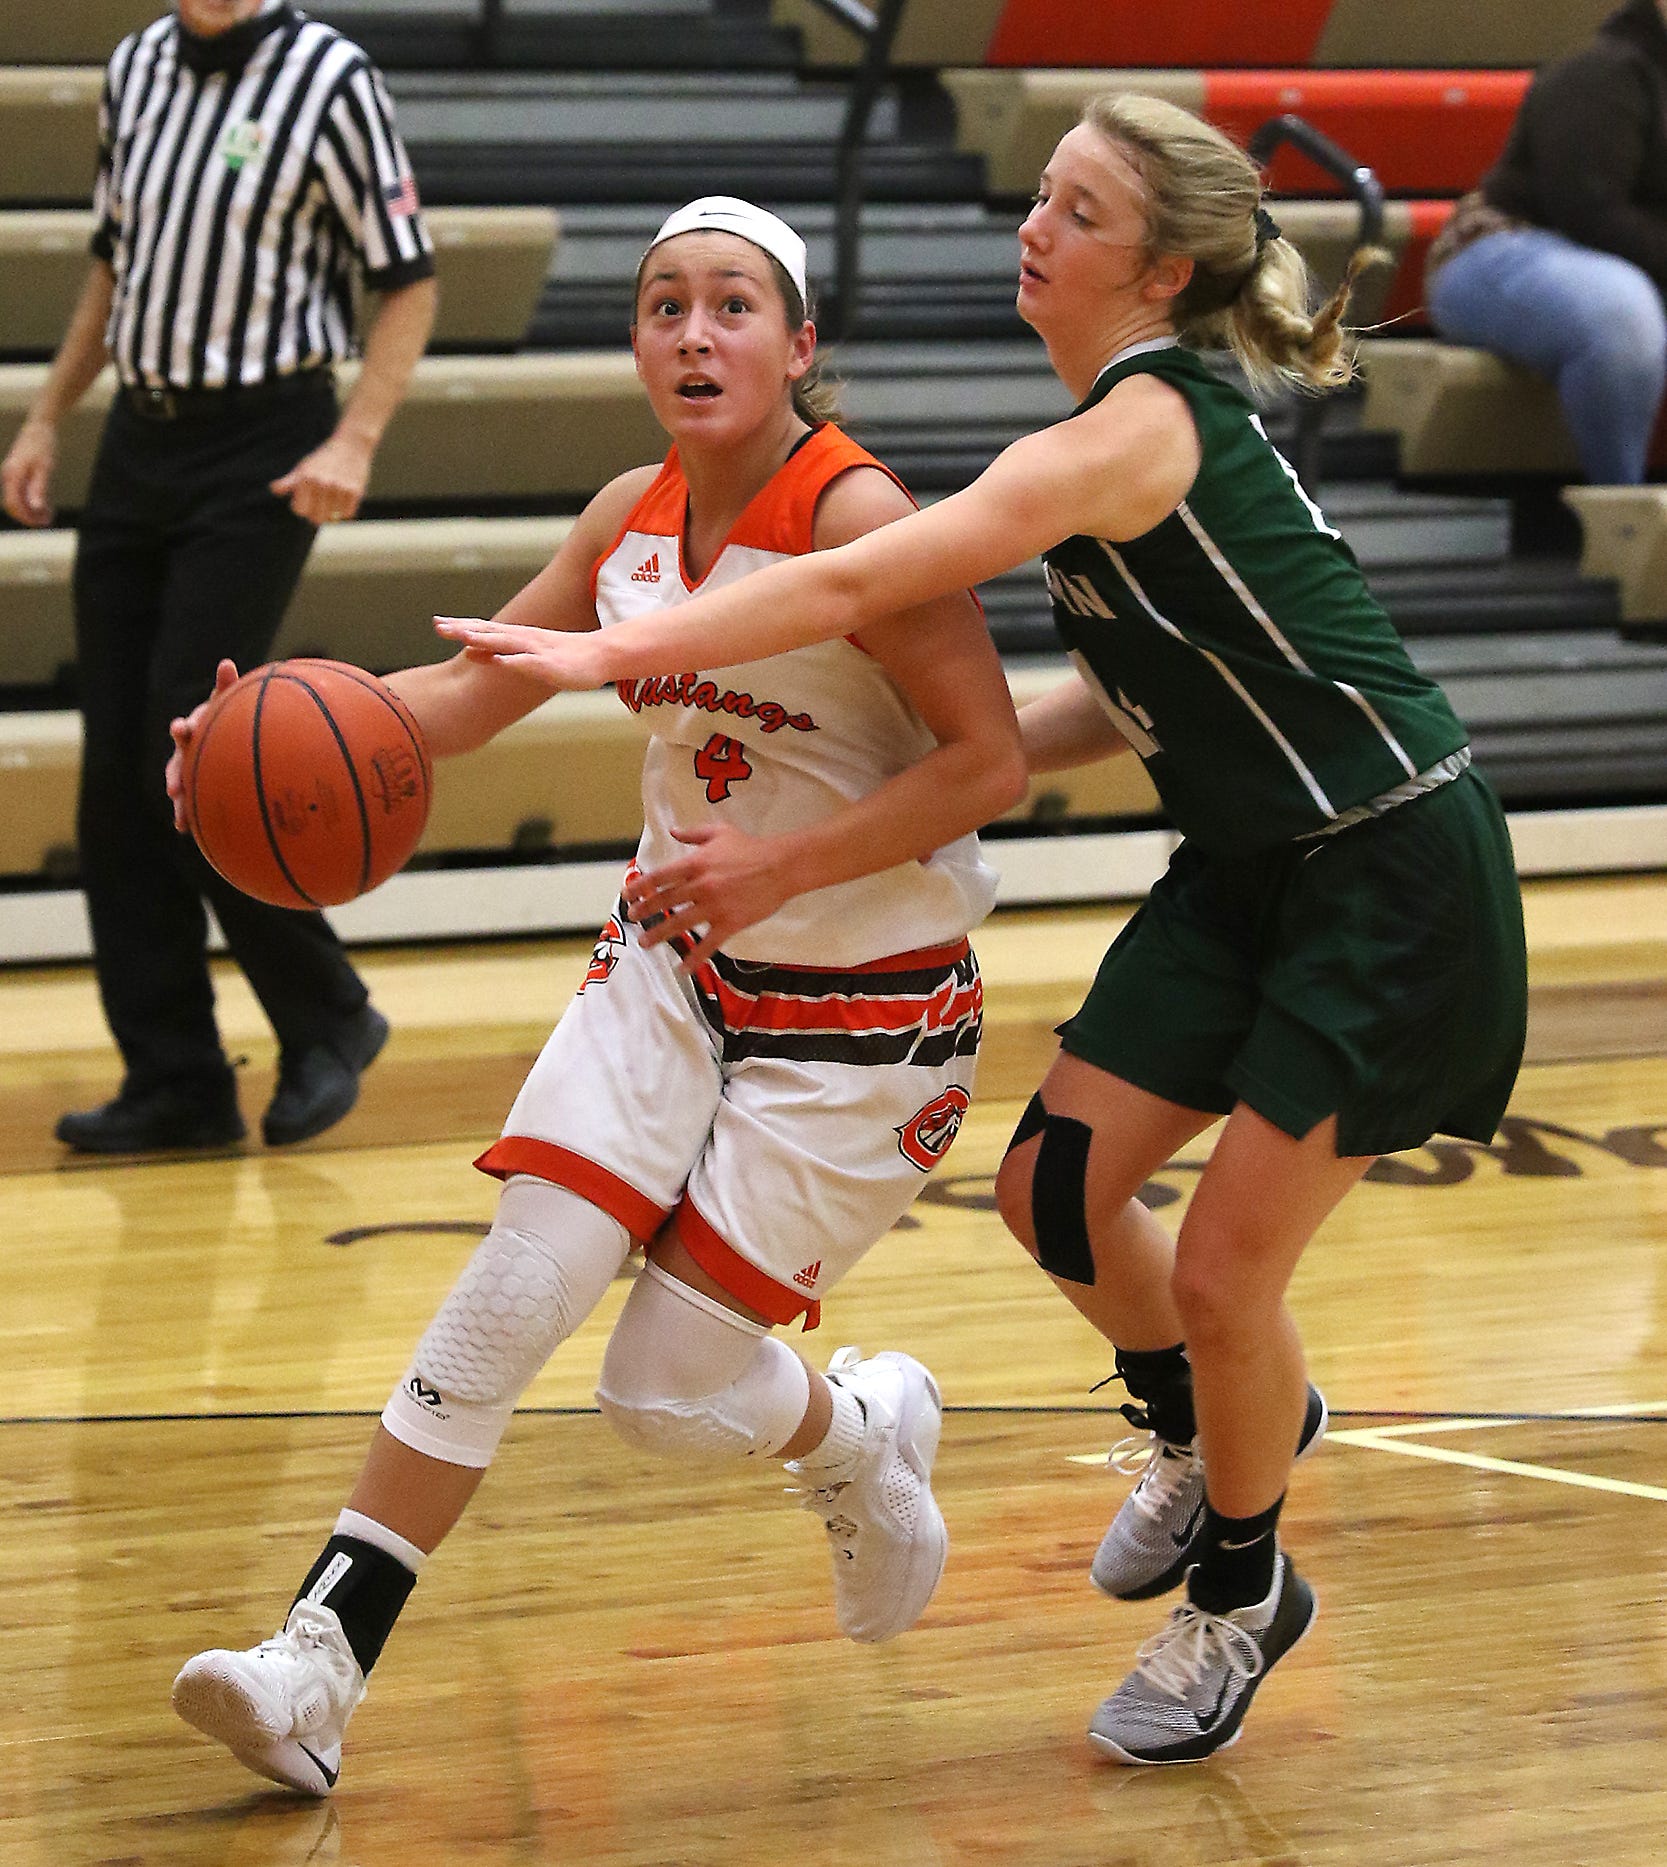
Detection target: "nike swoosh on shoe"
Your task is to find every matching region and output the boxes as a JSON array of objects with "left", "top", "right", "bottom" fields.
[{"left": 298, "top": 1744, "right": 339, "bottom": 1789}]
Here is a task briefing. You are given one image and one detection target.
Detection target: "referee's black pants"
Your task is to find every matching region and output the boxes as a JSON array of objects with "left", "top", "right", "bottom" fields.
[{"left": 72, "top": 375, "right": 369, "bottom": 1098}]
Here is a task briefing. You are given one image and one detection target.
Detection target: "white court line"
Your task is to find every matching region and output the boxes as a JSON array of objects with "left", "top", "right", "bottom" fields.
[
  {"left": 1068, "top": 1409, "right": 1667, "bottom": 1504},
  {"left": 1324, "top": 1429, "right": 1667, "bottom": 1504},
  {"left": 1360, "top": 1404, "right": 1667, "bottom": 1437},
  {"left": 1344, "top": 1417, "right": 1525, "bottom": 1438}
]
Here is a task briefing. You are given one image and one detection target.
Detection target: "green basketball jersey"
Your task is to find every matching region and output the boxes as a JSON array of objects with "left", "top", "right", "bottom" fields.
[{"left": 1043, "top": 341, "right": 1469, "bottom": 851}]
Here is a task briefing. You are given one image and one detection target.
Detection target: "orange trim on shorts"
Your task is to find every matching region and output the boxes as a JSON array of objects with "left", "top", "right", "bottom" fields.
[
  {"left": 474, "top": 1137, "right": 670, "bottom": 1242},
  {"left": 674, "top": 1196, "right": 821, "bottom": 1332}
]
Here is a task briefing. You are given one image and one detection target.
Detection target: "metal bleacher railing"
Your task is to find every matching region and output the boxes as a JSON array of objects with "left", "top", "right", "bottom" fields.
[
  {"left": 442, "top": 0, "right": 908, "bottom": 339},
  {"left": 1246, "top": 112, "right": 1384, "bottom": 494},
  {"left": 800, "top": 0, "right": 908, "bottom": 341}
]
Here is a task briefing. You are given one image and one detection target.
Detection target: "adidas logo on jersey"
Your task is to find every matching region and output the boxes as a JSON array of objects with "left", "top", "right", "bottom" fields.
[
  {"left": 793, "top": 1260, "right": 822, "bottom": 1290},
  {"left": 631, "top": 553, "right": 661, "bottom": 584}
]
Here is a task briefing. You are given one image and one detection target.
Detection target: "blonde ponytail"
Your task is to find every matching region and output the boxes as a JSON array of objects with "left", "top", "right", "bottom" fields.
[{"left": 1083, "top": 91, "right": 1387, "bottom": 396}]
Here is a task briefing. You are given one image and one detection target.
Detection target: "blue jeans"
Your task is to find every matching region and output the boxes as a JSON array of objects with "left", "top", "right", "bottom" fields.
[{"left": 1427, "top": 226, "right": 1667, "bottom": 484}]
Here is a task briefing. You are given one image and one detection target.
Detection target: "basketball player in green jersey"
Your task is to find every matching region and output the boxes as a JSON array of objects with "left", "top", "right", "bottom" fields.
[{"left": 440, "top": 94, "right": 1528, "bottom": 1764}]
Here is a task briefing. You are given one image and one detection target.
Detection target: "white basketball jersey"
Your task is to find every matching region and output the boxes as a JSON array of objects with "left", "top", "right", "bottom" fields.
[{"left": 591, "top": 425, "right": 998, "bottom": 966}]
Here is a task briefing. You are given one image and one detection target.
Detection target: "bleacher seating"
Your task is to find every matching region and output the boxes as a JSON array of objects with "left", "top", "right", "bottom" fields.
[
  {"left": 0, "top": 68, "right": 101, "bottom": 205},
  {"left": 2, "top": 0, "right": 1663, "bottom": 920},
  {"left": 1563, "top": 487, "right": 1667, "bottom": 626},
  {"left": 0, "top": 663, "right": 1162, "bottom": 881},
  {"left": 0, "top": 694, "right": 653, "bottom": 879},
  {"left": 979, "top": 0, "right": 1613, "bottom": 70},
  {"left": 0, "top": 353, "right": 668, "bottom": 510},
  {"left": 773, "top": 0, "right": 1007, "bottom": 70},
  {"left": 0, "top": 206, "right": 560, "bottom": 353},
  {"left": 0, "top": 518, "right": 577, "bottom": 698},
  {"left": 773, "top": 0, "right": 1612, "bottom": 71},
  {"left": 942, "top": 68, "right": 1524, "bottom": 199},
  {"left": 1358, "top": 339, "right": 1667, "bottom": 480},
  {"left": 1360, "top": 340, "right": 1579, "bottom": 478},
  {"left": 0, "top": 1, "right": 153, "bottom": 64}
]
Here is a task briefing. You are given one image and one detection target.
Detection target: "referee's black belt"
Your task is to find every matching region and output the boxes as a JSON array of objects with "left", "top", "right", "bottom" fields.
[{"left": 119, "top": 368, "right": 331, "bottom": 423}]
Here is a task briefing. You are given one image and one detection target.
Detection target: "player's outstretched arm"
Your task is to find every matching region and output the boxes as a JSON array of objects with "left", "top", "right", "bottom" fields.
[
  {"left": 395, "top": 465, "right": 659, "bottom": 756},
  {"left": 437, "top": 379, "right": 1199, "bottom": 690}
]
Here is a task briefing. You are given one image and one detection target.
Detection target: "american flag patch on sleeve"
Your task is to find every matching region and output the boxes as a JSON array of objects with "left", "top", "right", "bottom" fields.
[{"left": 383, "top": 173, "right": 420, "bottom": 218}]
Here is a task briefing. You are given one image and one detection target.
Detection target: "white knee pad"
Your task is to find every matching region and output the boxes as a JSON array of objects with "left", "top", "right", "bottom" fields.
[
  {"left": 595, "top": 1261, "right": 811, "bottom": 1463},
  {"left": 381, "top": 1175, "right": 632, "bottom": 1468}
]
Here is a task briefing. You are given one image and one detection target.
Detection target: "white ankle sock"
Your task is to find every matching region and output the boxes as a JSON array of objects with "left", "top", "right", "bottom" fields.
[
  {"left": 336, "top": 1507, "right": 427, "bottom": 1576},
  {"left": 791, "top": 1377, "right": 866, "bottom": 1478}
]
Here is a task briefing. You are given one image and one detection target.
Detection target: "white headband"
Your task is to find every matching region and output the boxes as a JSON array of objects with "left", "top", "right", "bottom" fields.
[{"left": 643, "top": 196, "right": 809, "bottom": 303}]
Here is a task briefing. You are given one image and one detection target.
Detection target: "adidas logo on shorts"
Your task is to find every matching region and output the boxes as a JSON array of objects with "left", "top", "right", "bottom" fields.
[{"left": 793, "top": 1260, "right": 822, "bottom": 1290}]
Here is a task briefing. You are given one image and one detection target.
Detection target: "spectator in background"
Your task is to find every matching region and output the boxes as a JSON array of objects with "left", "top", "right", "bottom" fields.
[
  {"left": 0, "top": 0, "right": 437, "bottom": 1152},
  {"left": 1426, "top": 0, "right": 1667, "bottom": 485}
]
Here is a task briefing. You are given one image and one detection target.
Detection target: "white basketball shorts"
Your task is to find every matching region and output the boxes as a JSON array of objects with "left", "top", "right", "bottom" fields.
[{"left": 476, "top": 876, "right": 983, "bottom": 1327}]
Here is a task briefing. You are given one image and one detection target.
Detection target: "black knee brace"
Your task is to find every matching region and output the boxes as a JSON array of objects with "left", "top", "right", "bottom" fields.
[{"left": 1005, "top": 1093, "right": 1096, "bottom": 1285}]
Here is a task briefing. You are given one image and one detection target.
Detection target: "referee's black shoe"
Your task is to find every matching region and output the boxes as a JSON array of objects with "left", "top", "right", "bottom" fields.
[
  {"left": 56, "top": 1079, "right": 245, "bottom": 1153},
  {"left": 263, "top": 1004, "right": 389, "bottom": 1147}
]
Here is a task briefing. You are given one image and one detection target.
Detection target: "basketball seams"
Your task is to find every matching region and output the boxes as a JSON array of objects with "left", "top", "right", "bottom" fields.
[
  {"left": 286, "top": 657, "right": 433, "bottom": 797},
  {"left": 252, "top": 671, "right": 325, "bottom": 910},
  {"left": 282, "top": 672, "right": 376, "bottom": 900},
  {"left": 183, "top": 658, "right": 431, "bottom": 907}
]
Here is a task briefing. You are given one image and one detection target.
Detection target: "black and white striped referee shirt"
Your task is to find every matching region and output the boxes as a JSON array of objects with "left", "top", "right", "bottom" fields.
[{"left": 91, "top": 1, "right": 435, "bottom": 391}]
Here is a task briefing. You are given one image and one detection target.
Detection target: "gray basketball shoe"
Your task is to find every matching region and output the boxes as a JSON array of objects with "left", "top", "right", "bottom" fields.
[
  {"left": 1090, "top": 1383, "right": 1327, "bottom": 1600},
  {"left": 1088, "top": 1552, "right": 1317, "bottom": 1765}
]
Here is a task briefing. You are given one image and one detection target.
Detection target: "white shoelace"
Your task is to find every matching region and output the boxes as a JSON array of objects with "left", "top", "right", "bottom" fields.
[
  {"left": 1108, "top": 1433, "right": 1198, "bottom": 1521},
  {"left": 1134, "top": 1601, "right": 1264, "bottom": 1702},
  {"left": 257, "top": 1606, "right": 361, "bottom": 1701}
]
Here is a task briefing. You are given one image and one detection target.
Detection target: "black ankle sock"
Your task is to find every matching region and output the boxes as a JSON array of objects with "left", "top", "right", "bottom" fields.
[
  {"left": 1113, "top": 1343, "right": 1196, "bottom": 1446},
  {"left": 293, "top": 1535, "right": 418, "bottom": 1675},
  {"left": 1187, "top": 1497, "right": 1283, "bottom": 1614}
]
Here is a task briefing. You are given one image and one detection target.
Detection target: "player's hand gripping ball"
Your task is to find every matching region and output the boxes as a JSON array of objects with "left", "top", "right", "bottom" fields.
[{"left": 180, "top": 659, "right": 432, "bottom": 908}]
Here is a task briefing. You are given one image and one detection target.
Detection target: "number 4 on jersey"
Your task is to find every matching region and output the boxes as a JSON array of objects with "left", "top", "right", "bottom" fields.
[{"left": 693, "top": 733, "right": 754, "bottom": 802}]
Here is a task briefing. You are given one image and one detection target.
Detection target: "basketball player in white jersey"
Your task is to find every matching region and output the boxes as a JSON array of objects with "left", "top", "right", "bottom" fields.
[{"left": 167, "top": 198, "right": 1026, "bottom": 1794}]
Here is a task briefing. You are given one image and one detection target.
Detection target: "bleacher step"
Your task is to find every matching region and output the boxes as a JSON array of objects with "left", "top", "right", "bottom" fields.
[
  {"left": 1318, "top": 484, "right": 1512, "bottom": 568},
  {"left": 314, "top": 0, "right": 797, "bottom": 72},
  {"left": 537, "top": 201, "right": 1031, "bottom": 346},
  {"left": 387, "top": 70, "right": 980, "bottom": 207}
]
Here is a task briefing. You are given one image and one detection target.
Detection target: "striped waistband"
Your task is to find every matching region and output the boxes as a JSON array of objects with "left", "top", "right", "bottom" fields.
[{"left": 1295, "top": 747, "right": 1472, "bottom": 843}]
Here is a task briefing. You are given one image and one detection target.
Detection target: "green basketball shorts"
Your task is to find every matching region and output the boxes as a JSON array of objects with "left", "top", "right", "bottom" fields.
[{"left": 1057, "top": 769, "right": 1527, "bottom": 1157}]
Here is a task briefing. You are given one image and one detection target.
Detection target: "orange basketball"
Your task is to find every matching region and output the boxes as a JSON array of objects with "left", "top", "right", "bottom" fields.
[{"left": 182, "top": 658, "right": 432, "bottom": 909}]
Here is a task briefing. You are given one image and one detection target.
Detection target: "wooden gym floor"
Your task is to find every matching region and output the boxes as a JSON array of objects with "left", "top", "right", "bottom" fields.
[{"left": 3, "top": 874, "right": 1666, "bottom": 1867}]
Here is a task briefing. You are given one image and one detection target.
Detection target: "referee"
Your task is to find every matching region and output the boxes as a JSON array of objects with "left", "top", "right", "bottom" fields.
[{"left": 1, "top": 0, "right": 438, "bottom": 1153}]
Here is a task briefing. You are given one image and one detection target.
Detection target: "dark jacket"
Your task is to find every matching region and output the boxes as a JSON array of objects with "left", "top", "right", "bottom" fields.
[{"left": 1484, "top": 0, "right": 1667, "bottom": 295}]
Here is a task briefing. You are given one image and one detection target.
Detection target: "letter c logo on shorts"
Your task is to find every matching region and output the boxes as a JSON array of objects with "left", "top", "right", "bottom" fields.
[
  {"left": 582, "top": 916, "right": 624, "bottom": 990},
  {"left": 896, "top": 1086, "right": 971, "bottom": 1172}
]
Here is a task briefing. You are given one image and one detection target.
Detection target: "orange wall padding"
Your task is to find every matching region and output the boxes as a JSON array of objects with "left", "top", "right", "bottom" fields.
[
  {"left": 987, "top": 0, "right": 1337, "bottom": 67},
  {"left": 1207, "top": 72, "right": 1527, "bottom": 196}
]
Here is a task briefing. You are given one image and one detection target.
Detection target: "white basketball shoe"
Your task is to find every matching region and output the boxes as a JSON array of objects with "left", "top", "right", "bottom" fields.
[
  {"left": 786, "top": 1346, "right": 948, "bottom": 1643},
  {"left": 172, "top": 1600, "right": 365, "bottom": 1795}
]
